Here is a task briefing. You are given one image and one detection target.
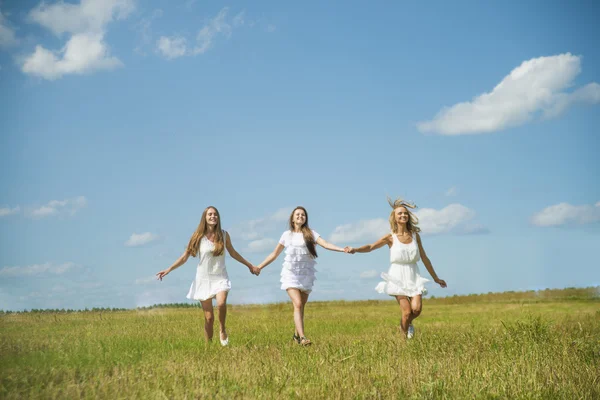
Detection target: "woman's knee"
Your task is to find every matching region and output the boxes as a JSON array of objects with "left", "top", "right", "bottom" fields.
[
  {"left": 411, "top": 308, "right": 422, "bottom": 318},
  {"left": 216, "top": 301, "right": 227, "bottom": 310},
  {"left": 204, "top": 312, "right": 215, "bottom": 324}
]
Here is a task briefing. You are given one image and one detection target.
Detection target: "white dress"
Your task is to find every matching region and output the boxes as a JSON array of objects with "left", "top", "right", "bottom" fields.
[
  {"left": 278, "top": 230, "right": 320, "bottom": 294},
  {"left": 186, "top": 231, "right": 231, "bottom": 301},
  {"left": 375, "top": 231, "right": 429, "bottom": 297}
]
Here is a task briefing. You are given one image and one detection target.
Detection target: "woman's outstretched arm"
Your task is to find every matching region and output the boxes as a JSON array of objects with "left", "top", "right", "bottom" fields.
[
  {"left": 348, "top": 234, "right": 391, "bottom": 254},
  {"left": 224, "top": 232, "right": 259, "bottom": 274},
  {"left": 256, "top": 244, "right": 285, "bottom": 271},
  {"left": 316, "top": 237, "right": 346, "bottom": 252},
  {"left": 415, "top": 233, "right": 447, "bottom": 288},
  {"left": 156, "top": 251, "right": 191, "bottom": 281}
]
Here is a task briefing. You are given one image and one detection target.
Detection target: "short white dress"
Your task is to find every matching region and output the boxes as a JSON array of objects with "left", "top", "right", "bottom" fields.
[
  {"left": 278, "top": 230, "right": 320, "bottom": 294},
  {"left": 375, "top": 231, "right": 429, "bottom": 297},
  {"left": 186, "top": 231, "right": 232, "bottom": 301}
]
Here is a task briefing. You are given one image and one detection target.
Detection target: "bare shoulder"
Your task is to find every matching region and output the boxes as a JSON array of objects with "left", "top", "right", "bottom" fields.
[{"left": 381, "top": 233, "right": 393, "bottom": 245}]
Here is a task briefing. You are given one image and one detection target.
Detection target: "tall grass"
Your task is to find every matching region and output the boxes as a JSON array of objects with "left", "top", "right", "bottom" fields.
[{"left": 1, "top": 288, "right": 599, "bottom": 399}]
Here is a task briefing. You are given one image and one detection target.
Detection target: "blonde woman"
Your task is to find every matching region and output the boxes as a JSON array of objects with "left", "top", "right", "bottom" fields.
[
  {"left": 256, "top": 206, "right": 348, "bottom": 346},
  {"left": 156, "top": 206, "right": 259, "bottom": 346},
  {"left": 347, "top": 198, "right": 447, "bottom": 339}
]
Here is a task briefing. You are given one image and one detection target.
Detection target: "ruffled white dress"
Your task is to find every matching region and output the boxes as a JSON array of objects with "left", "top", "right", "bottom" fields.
[
  {"left": 278, "top": 230, "right": 320, "bottom": 294},
  {"left": 186, "top": 232, "right": 231, "bottom": 301},
  {"left": 375, "top": 232, "right": 429, "bottom": 297}
]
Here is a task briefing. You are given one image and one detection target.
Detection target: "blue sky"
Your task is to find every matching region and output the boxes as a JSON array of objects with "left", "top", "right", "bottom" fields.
[{"left": 1, "top": 0, "right": 599, "bottom": 311}]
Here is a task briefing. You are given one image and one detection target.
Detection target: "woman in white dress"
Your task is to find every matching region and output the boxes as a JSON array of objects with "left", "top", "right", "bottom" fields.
[
  {"left": 256, "top": 206, "right": 348, "bottom": 346},
  {"left": 347, "top": 198, "right": 447, "bottom": 339},
  {"left": 156, "top": 206, "right": 258, "bottom": 346}
]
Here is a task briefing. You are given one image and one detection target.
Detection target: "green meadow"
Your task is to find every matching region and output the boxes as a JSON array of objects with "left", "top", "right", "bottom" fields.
[{"left": 1, "top": 287, "right": 599, "bottom": 399}]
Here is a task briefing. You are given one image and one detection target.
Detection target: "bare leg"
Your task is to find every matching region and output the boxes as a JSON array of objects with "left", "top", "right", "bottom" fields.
[
  {"left": 395, "top": 296, "right": 412, "bottom": 337},
  {"left": 200, "top": 299, "right": 215, "bottom": 341},
  {"left": 287, "top": 288, "right": 309, "bottom": 338},
  {"left": 408, "top": 295, "right": 422, "bottom": 326},
  {"left": 215, "top": 291, "right": 228, "bottom": 340}
]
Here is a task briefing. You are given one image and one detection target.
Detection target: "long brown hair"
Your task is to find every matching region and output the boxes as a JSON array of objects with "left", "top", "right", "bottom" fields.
[
  {"left": 186, "top": 206, "right": 225, "bottom": 257},
  {"left": 289, "top": 206, "right": 318, "bottom": 258},
  {"left": 388, "top": 197, "right": 421, "bottom": 235}
]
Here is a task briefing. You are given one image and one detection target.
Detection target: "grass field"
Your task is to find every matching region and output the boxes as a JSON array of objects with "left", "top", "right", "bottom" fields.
[{"left": 1, "top": 287, "right": 599, "bottom": 399}]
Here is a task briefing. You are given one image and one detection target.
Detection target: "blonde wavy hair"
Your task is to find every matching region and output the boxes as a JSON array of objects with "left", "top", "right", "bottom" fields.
[
  {"left": 186, "top": 206, "right": 225, "bottom": 257},
  {"left": 388, "top": 197, "right": 421, "bottom": 234}
]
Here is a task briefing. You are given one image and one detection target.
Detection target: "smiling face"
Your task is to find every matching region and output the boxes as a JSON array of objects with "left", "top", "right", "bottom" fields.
[
  {"left": 205, "top": 207, "right": 219, "bottom": 227},
  {"left": 395, "top": 206, "right": 410, "bottom": 226},
  {"left": 291, "top": 208, "right": 307, "bottom": 229}
]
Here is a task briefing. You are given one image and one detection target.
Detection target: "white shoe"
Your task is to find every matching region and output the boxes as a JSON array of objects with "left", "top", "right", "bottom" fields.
[
  {"left": 407, "top": 325, "right": 415, "bottom": 339},
  {"left": 220, "top": 335, "right": 229, "bottom": 347}
]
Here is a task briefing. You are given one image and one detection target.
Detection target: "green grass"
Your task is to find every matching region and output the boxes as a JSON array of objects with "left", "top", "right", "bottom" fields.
[{"left": 1, "top": 287, "right": 599, "bottom": 399}]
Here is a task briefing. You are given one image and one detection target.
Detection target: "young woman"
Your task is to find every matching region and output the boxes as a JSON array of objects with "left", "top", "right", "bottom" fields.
[
  {"left": 156, "top": 206, "right": 259, "bottom": 346},
  {"left": 256, "top": 206, "right": 348, "bottom": 346},
  {"left": 347, "top": 198, "right": 447, "bottom": 339}
]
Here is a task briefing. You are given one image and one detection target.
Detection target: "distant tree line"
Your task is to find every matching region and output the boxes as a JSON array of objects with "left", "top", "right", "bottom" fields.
[{"left": 0, "top": 302, "right": 202, "bottom": 314}]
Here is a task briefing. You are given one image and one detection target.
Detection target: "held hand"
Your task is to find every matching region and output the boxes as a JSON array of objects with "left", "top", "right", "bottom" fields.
[
  {"left": 249, "top": 266, "right": 261, "bottom": 276},
  {"left": 156, "top": 269, "right": 169, "bottom": 281},
  {"left": 344, "top": 246, "right": 355, "bottom": 254},
  {"left": 435, "top": 278, "right": 447, "bottom": 288}
]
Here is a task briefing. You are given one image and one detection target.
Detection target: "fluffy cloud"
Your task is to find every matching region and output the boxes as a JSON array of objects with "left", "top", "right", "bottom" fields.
[
  {"left": 417, "top": 204, "right": 489, "bottom": 235},
  {"left": 22, "top": 0, "right": 134, "bottom": 79},
  {"left": 417, "top": 53, "right": 600, "bottom": 135},
  {"left": 156, "top": 7, "right": 246, "bottom": 59},
  {"left": 229, "top": 207, "right": 290, "bottom": 241},
  {"left": 0, "top": 262, "right": 79, "bottom": 277},
  {"left": 125, "top": 232, "right": 160, "bottom": 247},
  {"left": 329, "top": 204, "right": 488, "bottom": 243},
  {"left": 329, "top": 219, "right": 389, "bottom": 243},
  {"left": 0, "top": 10, "right": 18, "bottom": 48},
  {"left": 531, "top": 201, "right": 600, "bottom": 227},
  {"left": 0, "top": 206, "right": 20, "bottom": 217},
  {"left": 245, "top": 238, "right": 277, "bottom": 253},
  {"left": 22, "top": 33, "right": 122, "bottom": 80},
  {"left": 28, "top": 196, "right": 87, "bottom": 218},
  {"left": 156, "top": 36, "right": 187, "bottom": 59}
]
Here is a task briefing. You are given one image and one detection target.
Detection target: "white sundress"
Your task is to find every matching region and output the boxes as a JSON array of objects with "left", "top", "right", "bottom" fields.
[
  {"left": 186, "top": 231, "right": 232, "bottom": 301},
  {"left": 375, "top": 231, "right": 429, "bottom": 297},
  {"left": 279, "top": 230, "right": 320, "bottom": 294}
]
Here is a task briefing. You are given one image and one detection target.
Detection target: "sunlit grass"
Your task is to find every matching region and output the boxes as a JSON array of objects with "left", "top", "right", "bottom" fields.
[{"left": 1, "top": 287, "right": 599, "bottom": 399}]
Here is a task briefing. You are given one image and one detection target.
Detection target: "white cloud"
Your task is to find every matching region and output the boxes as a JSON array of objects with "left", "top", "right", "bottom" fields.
[
  {"left": 266, "top": 24, "right": 276, "bottom": 33},
  {"left": 417, "top": 204, "right": 488, "bottom": 235},
  {"left": 193, "top": 7, "right": 232, "bottom": 55},
  {"left": 245, "top": 238, "right": 277, "bottom": 253},
  {"left": 445, "top": 186, "right": 458, "bottom": 197},
  {"left": 329, "top": 219, "right": 389, "bottom": 244},
  {"left": 360, "top": 270, "right": 378, "bottom": 279},
  {"left": 133, "top": 9, "right": 163, "bottom": 55},
  {"left": 329, "top": 204, "right": 488, "bottom": 242},
  {"left": 417, "top": 53, "right": 600, "bottom": 135},
  {"left": 156, "top": 7, "right": 249, "bottom": 59},
  {"left": 229, "top": 207, "right": 291, "bottom": 241},
  {"left": 22, "top": 33, "right": 122, "bottom": 80},
  {"left": 156, "top": 36, "right": 187, "bottom": 59},
  {"left": 531, "top": 201, "right": 600, "bottom": 227},
  {"left": 0, "top": 10, "right": 18, "bottom": 48},
  {"left": 28, "top": 0, "right": 134, "bottom": 35},
  {"left": 0, "top": 262, "right": 78, "bottom": 277},
  {"left": 0, "top": 205, "right": 20, "bottom": 217},
  {"left": 22, "top": 0, "right": 134, "bottom": 80},
  {"left": 28, "top": 196, "right": 87, "bottom": 218},
  {"left": 125, "top": 232, "right": 159, "bottom": 247}
]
